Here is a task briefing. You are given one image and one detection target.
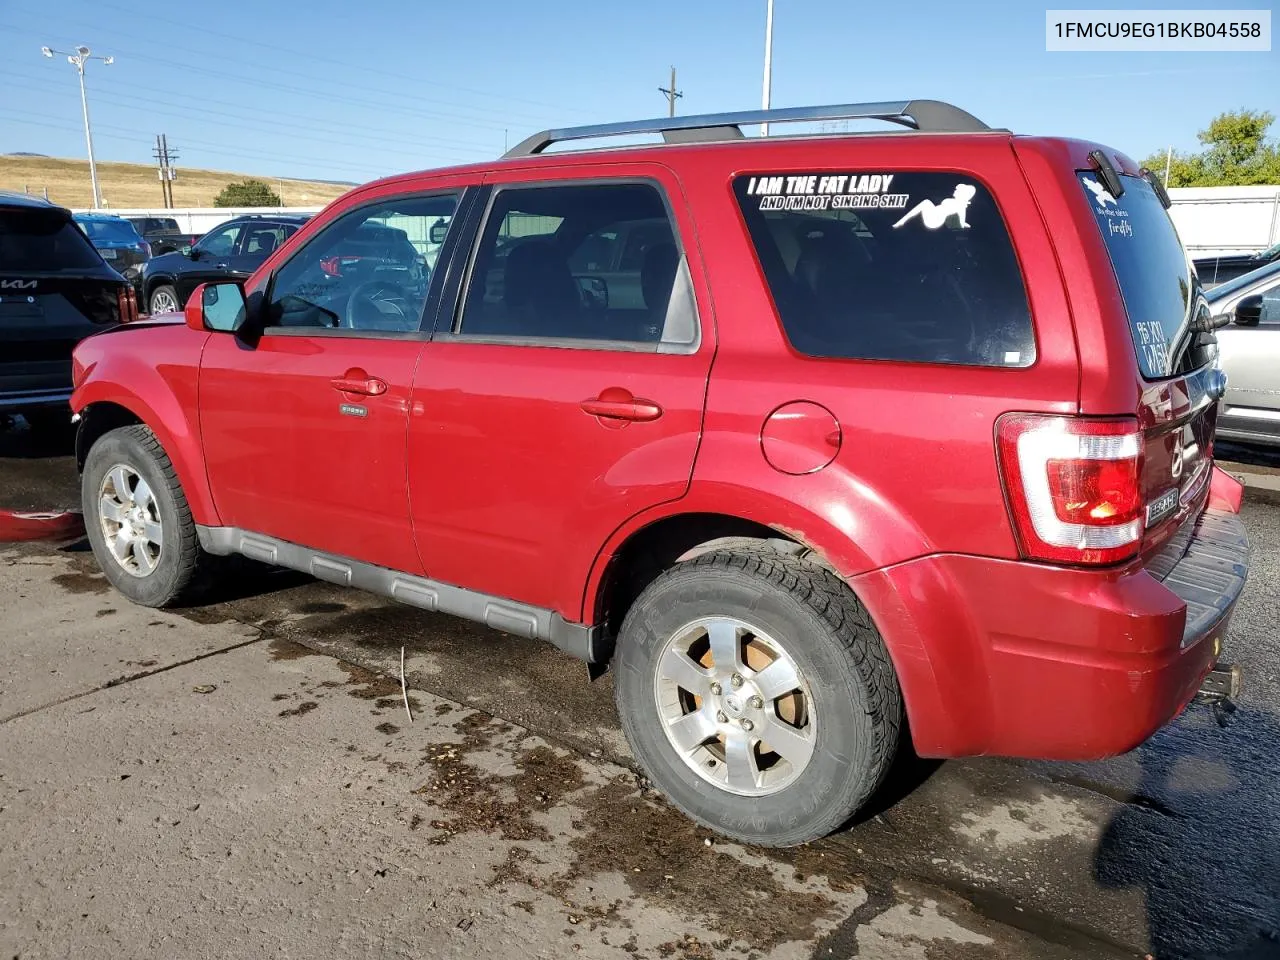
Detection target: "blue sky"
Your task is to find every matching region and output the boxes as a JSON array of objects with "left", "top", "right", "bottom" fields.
[{"left": 1, "top": 0, "right": 1276, "bottom": 184}]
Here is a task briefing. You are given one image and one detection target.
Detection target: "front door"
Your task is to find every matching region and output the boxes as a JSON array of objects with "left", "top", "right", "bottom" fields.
[
  {"left": 409, "top": 168, "right": 715, "bottom": 619},
  {"left": 176, "top": 220, "right": 246, "bottom": 306},
  {"left": 199, "top": 191, "right": 465, "bottom": 572}
]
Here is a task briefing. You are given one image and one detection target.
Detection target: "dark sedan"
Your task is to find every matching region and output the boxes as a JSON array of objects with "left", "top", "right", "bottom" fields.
[
  {"left": 138, "top": 213, "right": 308, "bottom": 314},
  {"left": 0, "top": 192, "right": 132, "bottom": 431},
  {"left": 1194, "top": 241, "right": 1280, "bottom": 287}
]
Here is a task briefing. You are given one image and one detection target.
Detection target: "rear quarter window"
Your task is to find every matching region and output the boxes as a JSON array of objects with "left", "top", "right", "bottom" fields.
[{"left": 733, "top": 172, "right": 1034, "bottom": 366}]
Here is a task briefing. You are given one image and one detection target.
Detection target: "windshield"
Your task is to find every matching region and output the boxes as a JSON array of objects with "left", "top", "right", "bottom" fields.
[
  {"left": 1079, "top": 172, "right": 1208, "bottom": 378},
  {"left": 1, "top": 209, "right": 106, "bottom": 271},
  {"left": 77, "top": 219, "right": 141, "bottom": 244}
]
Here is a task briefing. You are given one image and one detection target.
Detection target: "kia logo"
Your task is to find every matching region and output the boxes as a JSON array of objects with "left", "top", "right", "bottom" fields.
[{"left": 0, "top": 280, "right": 37, "bottom": 290}]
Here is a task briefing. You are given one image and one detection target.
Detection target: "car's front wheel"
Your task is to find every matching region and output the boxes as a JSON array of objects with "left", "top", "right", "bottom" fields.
[
  {"left": 613, "top": 547, "right": 903, "bottom": 847},
  {"left": 82, "top": 425, "right": 213, "bottom": 606},
  {"left": 148, "top": 284, "right": 180, "bottom": 315}
]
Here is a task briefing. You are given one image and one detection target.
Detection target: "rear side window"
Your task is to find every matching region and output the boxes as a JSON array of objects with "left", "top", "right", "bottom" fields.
[
  {"left": 733, "top": 172, "right": 1034, "bottom": 366},
  {"left": 1078, "top": 172, "right": 1204, "bottom": 378},
  {"left": 0, "top": 209, "right": 104, "bottom": 271}
]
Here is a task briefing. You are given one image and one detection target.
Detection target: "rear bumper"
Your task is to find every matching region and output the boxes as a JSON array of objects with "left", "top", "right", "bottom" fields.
[{"left": 853, "top": 479, "right": 1249, "bottom": 760}]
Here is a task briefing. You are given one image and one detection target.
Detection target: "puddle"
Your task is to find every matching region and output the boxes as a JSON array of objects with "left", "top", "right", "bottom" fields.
[{"left": 409, "top": 711, "right": 858, "bottom": 951}]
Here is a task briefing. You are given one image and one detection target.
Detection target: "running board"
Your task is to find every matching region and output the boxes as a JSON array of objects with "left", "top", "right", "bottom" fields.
[{"left": 195, "top": 525, "right": 607, "bottom": 663}]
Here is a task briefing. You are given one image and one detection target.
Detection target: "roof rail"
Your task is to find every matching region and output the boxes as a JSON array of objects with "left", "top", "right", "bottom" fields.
[{"left": 503, "top": 100, "right": 989, "bottom": 159}]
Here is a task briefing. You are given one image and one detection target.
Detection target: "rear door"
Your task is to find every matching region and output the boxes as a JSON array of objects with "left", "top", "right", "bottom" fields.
[
  {"left": 199, "top": 188, "right": 466, "bottom": 573},
  {"left": 408, "top": 165, "right": 713, "bottom": 618}
]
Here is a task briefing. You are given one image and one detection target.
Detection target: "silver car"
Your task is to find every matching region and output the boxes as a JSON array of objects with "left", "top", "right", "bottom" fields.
[{"left": 1206, "top": 260, "right": 1280, "bottom": 446}]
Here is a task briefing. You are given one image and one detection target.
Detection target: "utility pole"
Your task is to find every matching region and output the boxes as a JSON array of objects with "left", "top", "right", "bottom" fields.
[
  {"left": 1163, "top": 145, "right": 1173, "bottom": 187},
  {"left": 153, "top": 134, "right": 178, "bottom": 207},
  {"left": 658, "top": 65, "right": 683, "bottom": 118},
  {"left": 41, "top": 44, "right": 113, "bottom": 209}
]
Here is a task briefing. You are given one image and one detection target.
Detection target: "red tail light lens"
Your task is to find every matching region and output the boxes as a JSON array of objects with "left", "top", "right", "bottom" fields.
[
  {"left": 116, "top": 286, "right": 139, "bottom": 323},
  {"left": 997, "top": 414, "right": 1144, "bottom": 565}
]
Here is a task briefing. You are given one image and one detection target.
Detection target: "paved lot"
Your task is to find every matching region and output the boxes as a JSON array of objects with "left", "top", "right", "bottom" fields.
[{"left": 2, "top": 419, "right": 1279, "bottom": 959}]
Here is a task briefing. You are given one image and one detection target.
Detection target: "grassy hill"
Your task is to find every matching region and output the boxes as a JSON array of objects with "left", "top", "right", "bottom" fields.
[{"left": 0, "top": 155, "right": 352, "bottom": 209}]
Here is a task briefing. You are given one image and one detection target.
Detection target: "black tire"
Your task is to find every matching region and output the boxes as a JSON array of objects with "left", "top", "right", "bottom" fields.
[
  {"left": 148, "top": 284, "right": 180, "bottom": 315},
  {"left": 81, "top": 424, "right": 214, "bottom": 607},
  {"left": 614, "top": 548, "right": 902, "bottom": 847}
]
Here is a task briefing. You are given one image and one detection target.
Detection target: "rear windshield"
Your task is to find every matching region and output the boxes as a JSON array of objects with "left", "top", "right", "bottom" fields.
[
  {"left": 131, "top": 217, "right": 179, "bottom": 232},
  {"left": 733, "top": 172, "right": 1034, "bottom": 366},
  {"left": 77, "top": 218, "right": 140, "bottom": 244},
  {"left": 1078, "top": 172, "right": 1206, "bottom": 378},
  {"left": 0, "top": 209, "right": 104, "bottom": 271}
]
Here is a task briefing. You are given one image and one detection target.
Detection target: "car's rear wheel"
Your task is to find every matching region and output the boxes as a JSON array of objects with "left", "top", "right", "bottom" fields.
[
  {"left": 613, "top": 547, "right": 902, "bottom": 847},
  {"left": 82, "top": 425, "right": 213, "bottom": 606},
  {"left": 148, "top": 284, "right": 180, "bottom": 315}
]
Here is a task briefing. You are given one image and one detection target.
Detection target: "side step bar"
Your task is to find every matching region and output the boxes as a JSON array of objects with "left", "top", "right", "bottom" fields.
[{"left": 196, "top": 525, "right": 608, "bottom": 663}]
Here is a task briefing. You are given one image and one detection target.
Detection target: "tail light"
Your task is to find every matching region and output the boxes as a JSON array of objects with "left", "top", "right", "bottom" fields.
[
  {"left": 139, "top": 240, "right": 152, "bottom": 258},
  {"left": 996, "top": 414, "right": 1144, "bottom": 565},
  {"left": 116, "top": 286, "right": 139, "bottom": 323}
]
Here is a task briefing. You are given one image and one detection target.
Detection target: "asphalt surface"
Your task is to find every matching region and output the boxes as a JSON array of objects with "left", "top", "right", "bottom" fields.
[{"left": 3, "top": 415, "right": 1279, "bottom": 959}]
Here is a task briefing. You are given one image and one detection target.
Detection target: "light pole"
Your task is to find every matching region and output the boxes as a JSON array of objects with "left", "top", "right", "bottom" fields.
[
  {"left": 760, "top": 0, "right": 775, "bottom": 136},
  {"left": 41, "top": 44, "right": 113, "bottom": 209}
]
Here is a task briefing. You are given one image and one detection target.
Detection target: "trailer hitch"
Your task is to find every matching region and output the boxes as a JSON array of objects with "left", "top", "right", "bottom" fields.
[{"left": 1194, "top": 662, "right": 1242, "bottom": 728}]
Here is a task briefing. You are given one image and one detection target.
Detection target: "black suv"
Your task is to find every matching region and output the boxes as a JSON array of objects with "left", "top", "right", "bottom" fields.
[
  {"left": 138, "top": 213, "right": 309, "bottom": 314},
  {"left": 0, "top": 192, "right": 131, "bottom": 430}
]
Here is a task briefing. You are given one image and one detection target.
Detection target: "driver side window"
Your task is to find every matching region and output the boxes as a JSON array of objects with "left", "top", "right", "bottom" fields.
[
  {"left": 198, "top": 223, "right": 243, "bottom": 258},
  {"left": 264, "top": 193, "right": 460, "bottom": 333}
]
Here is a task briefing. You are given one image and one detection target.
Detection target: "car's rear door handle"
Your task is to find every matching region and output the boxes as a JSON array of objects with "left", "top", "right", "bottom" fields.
[
  {"left": 580, "top": 387, "right": 663, "bottom": 422},
  {"left": 331, "top": 372, "right": 387, "bottom": 396}
]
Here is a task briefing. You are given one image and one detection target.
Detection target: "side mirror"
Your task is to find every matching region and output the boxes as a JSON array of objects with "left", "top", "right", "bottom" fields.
[
  {"left": 428, "top": 219, "right": 450, "bottom": 245},
  {"left": 186, "top": 281, "right": 247, "bottom": 333},
  {"left": 188, "top": 246, "right": 202, "bottom": 260},
  {"left": 1234, "top": 294, "right": 1263, "bottom": 326}
]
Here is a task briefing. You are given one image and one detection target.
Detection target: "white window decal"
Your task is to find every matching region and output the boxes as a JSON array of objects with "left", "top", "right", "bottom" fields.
[
  {"left": 743, "top": 173, "right": 910, "bottom": 212},
  {"left": 1084, "top": 177, "right": 1118, "bottom": 209},
  {"left": 893, "top": 183, "right": 976, "bottom": 230}
]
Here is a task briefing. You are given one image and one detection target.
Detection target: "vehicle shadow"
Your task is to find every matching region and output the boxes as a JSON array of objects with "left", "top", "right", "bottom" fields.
[
  {"left": 1093, "top": 705, "right": 1280, "bottom": 960},
  {"left": 0, "top": 414, "right": 77, "bottom": 460}
]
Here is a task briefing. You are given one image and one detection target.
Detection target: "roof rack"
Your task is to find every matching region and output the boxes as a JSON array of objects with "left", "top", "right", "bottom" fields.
[{"left": 503, "top": 99, "right": 989, "bottom": 159}]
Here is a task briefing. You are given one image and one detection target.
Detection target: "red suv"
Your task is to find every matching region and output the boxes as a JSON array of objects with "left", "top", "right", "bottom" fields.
[{"left": 69, "top": 101, "right": 1248, "bottom": 846}]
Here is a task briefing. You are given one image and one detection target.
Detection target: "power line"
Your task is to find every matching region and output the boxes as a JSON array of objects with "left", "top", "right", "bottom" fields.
[
  {"left": 3, "top": 15, "right": 578, "bottom": 134},
  {"left": 59, "top": 0, "right": 584, "bottom": 118},
  {"left": 658, "top": 65, "right": 683, "bottom": 118},
  {"left": 1, "top": 112, "right": 377, "bottom": 180},
  {"left": 0, "top": 73, "right": 487, "bottom": 166}
]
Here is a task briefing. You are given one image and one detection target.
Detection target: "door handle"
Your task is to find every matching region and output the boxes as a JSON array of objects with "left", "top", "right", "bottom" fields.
[
  {"left": 215, "top": 262, "right": 229, "bottom": 270},
  {"left": 580, "top": 387, "right": 663, "bottom": 422},
  {"left": 331, "top": 373, "right": 387, "bottom": 396}
]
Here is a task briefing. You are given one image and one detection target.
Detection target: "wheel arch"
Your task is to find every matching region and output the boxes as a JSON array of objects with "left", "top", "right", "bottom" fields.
[{"left": 73, "top": 390, "right": 219, "bottom": 526}]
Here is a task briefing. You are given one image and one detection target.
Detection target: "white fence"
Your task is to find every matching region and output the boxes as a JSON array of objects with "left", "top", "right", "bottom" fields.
[
  {"left": 76, "top": 188, "right": 1280, "bottom": 259},
  {"left": 1168, "top": 186, "right": 1280, "bottom": 257},
  {"left": 71, "top": 206, "right": 323, "bottom": 234}
]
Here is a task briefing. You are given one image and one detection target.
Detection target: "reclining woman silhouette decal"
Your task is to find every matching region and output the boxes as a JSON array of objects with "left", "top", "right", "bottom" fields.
[{"left": 893, "top": 183, "right": 977, "bottom": 230}]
